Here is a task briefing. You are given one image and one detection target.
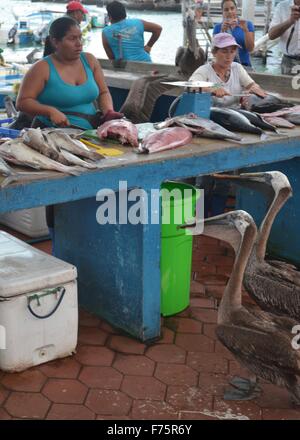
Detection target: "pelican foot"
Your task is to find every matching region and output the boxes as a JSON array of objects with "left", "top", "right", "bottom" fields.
[
  {"left": 223, "top": 387, "right": 261, "bottom": 401},
  {"left": 229, "top": 376, "right": 261, "bottom": 393}
]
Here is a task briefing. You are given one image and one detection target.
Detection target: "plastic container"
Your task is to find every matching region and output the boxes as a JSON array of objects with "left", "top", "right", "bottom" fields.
[
  {"left": 0, "top": 127, "right": 20, "bottom": 139},
  {"left": 0, "top": 231, "right": 78, "bottom": 372},
  {"left": 0, "top": 207, "right": 49, "bottom": 238},
  {"left": 160, "top": 181, "right": 199, "bottom": 316}
]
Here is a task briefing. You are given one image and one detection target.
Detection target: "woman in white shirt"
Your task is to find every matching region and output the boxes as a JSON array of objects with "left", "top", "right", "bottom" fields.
[{"left": 189, "top": 33, "right": 266, "bottom": 107}]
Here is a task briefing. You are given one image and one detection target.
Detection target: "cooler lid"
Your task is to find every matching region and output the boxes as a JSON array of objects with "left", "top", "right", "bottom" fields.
[{"left": 0, "top": 231, "right": 77, "bottom": 298}]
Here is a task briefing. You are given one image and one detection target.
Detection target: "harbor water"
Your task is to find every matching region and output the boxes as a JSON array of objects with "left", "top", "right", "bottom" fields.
[{"left": 0, "top": 0, "right": 281, "bottom": 73}]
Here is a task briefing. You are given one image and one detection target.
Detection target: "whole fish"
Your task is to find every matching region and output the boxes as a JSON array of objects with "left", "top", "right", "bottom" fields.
[
  {"left": 0, "top": 139, "right": 82, "bottom": 175},
  {"left": 284, "top": 113, "right": 300, "bottom": 125},
  {"left": 260, "top": 105, "right": 300, "bottom": 118},
  {"left": 210, "top": 107, "right": 263, "bottom": 135},
  {"left": 97, "top": 119, "right": 139, "bottom": 148},
  {"left": 233, "top": 109, "right": 278, "bottom": 132},
  {"left": 44, "top": 130, "right": 102, "bottom": 161},
  {"left": 59, "top": 149, "right": 98, "bottom": 169},
  {"left": 240, "top": 94, "right": 290, "bottom": 113},
  {"left": 22, "top": 128, "right": 60, "bottom": 161},
  {"left": 139, "top": 127, "right": 192, "bottom": 154},
  {"left": 155, "top": 113, "right": 242, "bottom": 141},
  {"left": 263, "top": 116, "right": 295, "bottom": 128}
]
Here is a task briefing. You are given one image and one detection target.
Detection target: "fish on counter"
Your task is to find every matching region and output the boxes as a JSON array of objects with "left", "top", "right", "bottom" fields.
[
  {"left": 22, "top": 128, "right": 60, "bottom": 161},
  {"left": 138, "top": 127, "right": 192, "bottom": 154},
  {"left": 97, "top": 119, "right": 139, "bottom": 148},
  {"left": 43, "top": 130, "right": 103, "bottom": 161},
  {"left": 240, "top": 94, "right": 291, "bottom": 113},
  {"left": 210, "top": 107, "right": 263, "bottom": 135},
  {"left": 233, "top": 109, "right": 278, "bottom": 132},
  {"left": 59, "top": 149, "right": 99, "bottom": 169},
  {"left": 155, "top": 113, "right": 242, "bottom": 142},
  {"left": 260, "top": 105, "right": 300, "bottom": 118},
  {"left": 263, "top": 116, "right": 295, "bottom": 128},
  {"left": 0, "top": 139, "right": 83, "bottom": 176}
]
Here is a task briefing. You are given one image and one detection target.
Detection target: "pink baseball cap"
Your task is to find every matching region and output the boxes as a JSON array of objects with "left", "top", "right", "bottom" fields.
[
  {"left": 212, "top": 33, "right": 241, "bottom": 49},
  {"left": 66, "top": 1, "right": 88, "bottom": 14}
]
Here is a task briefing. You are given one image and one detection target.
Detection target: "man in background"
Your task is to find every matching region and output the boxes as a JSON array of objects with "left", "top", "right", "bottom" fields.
[
  {"left": 269, "top": 0, "right": 300, "bottom": 74},
  {"left": 102, "top": 1, "right": 162, "bottom": 62}
]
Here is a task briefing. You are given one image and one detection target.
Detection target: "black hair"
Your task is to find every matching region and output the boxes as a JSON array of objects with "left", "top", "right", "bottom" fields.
[
  {"left": 43, "top": 16, "right": 79, "bottom": 56},
  {"left": 106, "top": 1, "right": 127, "bottom": 21},
  {"left": 221, "top": 0, "right": 237, "bottom": 9}
]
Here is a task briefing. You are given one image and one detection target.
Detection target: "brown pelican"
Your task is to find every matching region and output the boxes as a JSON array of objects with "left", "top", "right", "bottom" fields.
[
  {"left": 175, "top": 9, "right": 205, "bottom": 78},
  {"left": 186, "top": 210, "right": 300, "bottom": 402},
  {"left": 212, "top": 171, "right": 300, "bottom": 320}
]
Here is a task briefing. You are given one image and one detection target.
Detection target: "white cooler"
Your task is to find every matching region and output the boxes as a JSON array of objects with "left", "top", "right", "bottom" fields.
[
  {"left": 0, "top": 231, "right": 78, "bottom": 372},
  {"left": 0, "top": 207, "right": 49, "bottom": 238}
]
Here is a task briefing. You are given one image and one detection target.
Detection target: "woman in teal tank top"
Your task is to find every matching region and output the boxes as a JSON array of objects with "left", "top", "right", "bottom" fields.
[{"left": 17, "top": 16, "right": 122, "bottom": 129}]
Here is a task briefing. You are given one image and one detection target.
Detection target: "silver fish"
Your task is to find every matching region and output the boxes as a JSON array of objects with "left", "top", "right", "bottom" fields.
[
  {"left": 59, "top": 149, "right": 98, "bottom": 169},
  {"left": 0, "top": 156, "right": 57, "bottom": 187},
  {"left": 22, "top": 128, "right": 60, "bottom": 161},
  {"left": 45, "top": 130, "right": 102, "bottom": 161},
  {"left": 0, "top": 139, "right": 82, "bottom": 175},
  {"left": 155, "top": 113, "right": 242, "bottom": 141}
]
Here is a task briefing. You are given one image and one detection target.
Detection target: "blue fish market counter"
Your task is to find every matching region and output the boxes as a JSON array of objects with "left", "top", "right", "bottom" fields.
[{"left": 1, "top": 130, "right": 300, "bottom": 341}]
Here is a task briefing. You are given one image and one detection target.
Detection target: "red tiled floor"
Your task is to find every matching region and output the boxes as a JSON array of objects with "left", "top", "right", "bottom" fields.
[
  {"left": 131, "top": 400, "right": 178, "bottom": 420},
  {"left": 113, "top": 354, "right": 155, "bottom": 376},
  {"left": 42, "top": 379, "right": 88, "bottom": 404},
  {"left": 155, "top": 364, "right": 198, "bottom": 387},
  {"left": 1, "top": 370, "right": 47, "bottom": 392},
  {"left": 1, "top": 228, "right": 299, "bottom": 420},
  {"left": 146, "top": 344, "right": 186, "bottom": 364},
  {"left": 79, "top": 366, "right": 123, "bottom": 389},
  {"left": 46, "top": 403, "right": 95, "bottom": 420},
  {"left": 38, "top": 358, "right": 81, "bottom": 379},
  {"left": 5, "top": 392, "right": 50, "bottom": 419},
  {"left": 108, "top": 336, "right": 146, "bottom": 355},
  {"left": 85, "top": 389, "right": 132, "bottom": 416},
  {"left": 121, "top": 376, "right": 166, "bottom": 400}
]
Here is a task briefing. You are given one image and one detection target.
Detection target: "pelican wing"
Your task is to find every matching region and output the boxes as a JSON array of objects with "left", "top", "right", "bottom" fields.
[
  {"left": 216, "top": 324, "right": 300, "bottom": 385},
  {"left": 244, "top": 268, "right": 300, "bottom": 320}
]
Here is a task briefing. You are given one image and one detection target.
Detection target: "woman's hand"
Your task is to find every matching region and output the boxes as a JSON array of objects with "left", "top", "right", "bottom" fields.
[
  {"left": 247, "top": 83, "right": 267, "bottom": 98},
  {"left": 144, "top": 45, "right": 152, "bottom": 53},
  {"left": 238, "top": 19, "right": 248, "bottom": 32},
  {"left": 212, "top": 87, "right": 231, "bottom": 98},
  {"left": 48, "top": 108, "right": 70, "bottom": 127},
  {"left": 221, "top": 20, "right": 231, "bottom": 32},
  {"left": 99, "top": 109, "right": 124, "bottom": 125}
]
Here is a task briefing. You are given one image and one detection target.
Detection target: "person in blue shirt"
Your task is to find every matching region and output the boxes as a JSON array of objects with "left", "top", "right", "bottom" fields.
[
  {"left": 102, "top": 1, "right": 162, "bottom": 62},
  {"left": 213, "top": 0, "right": 255, "bottom": 68}
]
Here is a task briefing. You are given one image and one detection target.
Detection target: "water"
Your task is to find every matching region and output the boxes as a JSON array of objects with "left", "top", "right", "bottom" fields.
[{"left": 0, "top": 0, "right": 281, "bottom": 74}]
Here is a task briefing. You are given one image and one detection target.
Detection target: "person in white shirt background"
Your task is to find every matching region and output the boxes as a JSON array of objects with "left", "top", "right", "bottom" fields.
[
  {"left": 269, "top": 0, "right": 300, "bottom": 75},
  {"left": 189, "top": 33, "right": 266, "bottom": 107}
]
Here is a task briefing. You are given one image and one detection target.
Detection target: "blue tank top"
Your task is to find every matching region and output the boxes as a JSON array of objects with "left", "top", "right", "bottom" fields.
[
  {"left": 37, "top": 53, "right": 99, "bottom": 129},
  {"left": 102, "top": 18, "right": 151, "bottom": 62}
]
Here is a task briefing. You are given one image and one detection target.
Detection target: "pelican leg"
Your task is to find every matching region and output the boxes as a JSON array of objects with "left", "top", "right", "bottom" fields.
[{"left": 224, "top": 376, "right": 261, "bottom": 401}]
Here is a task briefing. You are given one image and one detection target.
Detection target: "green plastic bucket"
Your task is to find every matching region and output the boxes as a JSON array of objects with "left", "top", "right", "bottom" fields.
[{"left": 160, "top": 181, "right": 199, "bottom": 316}]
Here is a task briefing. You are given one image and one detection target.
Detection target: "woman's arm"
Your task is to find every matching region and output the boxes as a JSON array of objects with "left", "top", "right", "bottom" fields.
[
  {"left": 239, "top": 20, "right": 254, "bottom": 52},
  {"left": 86, "top": 53, "right": 114, "bottom": 113},
  {"left": 237, "top": 64, "right": 267, "bottom": 97},
  {"left": 16, "top": 60, "right": 69, "bottom": 126},
  {"left": 102, "top": 33, "right": 115, "bottom": 60},
  {"left": 142, "top": 20, "right": 162, "bottom": 52}
]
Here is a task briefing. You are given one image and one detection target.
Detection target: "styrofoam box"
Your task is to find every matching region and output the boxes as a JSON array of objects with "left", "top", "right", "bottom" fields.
[
  {"left": 0, "top": 207, "right": 49, "bottom": 238},
  {"left": 0, "top": 231, "right": 78, "bottom": 372}
]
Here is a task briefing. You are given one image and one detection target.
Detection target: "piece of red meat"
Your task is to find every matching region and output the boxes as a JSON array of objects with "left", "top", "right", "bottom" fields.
[
  {"left": 97, "top": 119, "right": 138, "bottom": 148},
  {"left": 141, "top": 127, "right": 193, "bottom": 154}
]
